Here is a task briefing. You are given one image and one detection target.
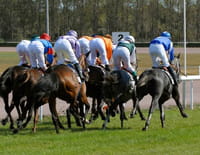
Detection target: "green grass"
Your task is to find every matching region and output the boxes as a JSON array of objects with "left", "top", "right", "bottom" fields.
[{"left": 0, "top": 107, "right": 200, "bottom": 154}]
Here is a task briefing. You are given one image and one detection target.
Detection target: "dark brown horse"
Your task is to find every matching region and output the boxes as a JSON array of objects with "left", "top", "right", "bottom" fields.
[
  {"left": 10, "top": 68, "right": 44, "bottom": 132},
  {"left": 85, "top": 65, "right": 106, "bottom": 122},
  {"left": 102, "top": 69, "right": 145, "bottom": 129},
  {"left": 0, "top": 65, "right": 29, "bottom": 129}
]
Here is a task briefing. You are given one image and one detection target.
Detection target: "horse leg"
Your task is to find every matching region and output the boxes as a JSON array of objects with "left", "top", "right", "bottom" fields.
[
  {"left": 32, "top": 107, "right": 39, "bottom": 133},
  {"left": 97, "top": 98, "right": 106, "bottom": 120},
  {"left": 119, "top": 103, "right": 126, "bottom": 128},
  {"left": 48, "top": 99, "right": 61, "bottom": 133},
  {"left": 48, "top": 100, "right": 65, "bottom": 130},
  {"left": 89, "top": 98, "right": 98, "bottom": 122},
  {"left": 158, "top": 103, "right": 165, "bottom": 128},
  {"left": 142, "top": 97, "right": 159, "bottom": 131},
  {"left": 70, "top": 104, "right": 82, "bottom": 127},
  {"left": 172, "top": 86, "right": 188, "bottom": 118},
  {"left": 130, "top": 96, "right": 145, "bottom": 120},
  {"left": 102, "top": 108, "right": 110, "bottom": 129},
  {"left": 66, "top": 108, "right": 71, "bottom": 128},
  {"left": 2, "top": 96, "right": 15, "bottom": 129}
]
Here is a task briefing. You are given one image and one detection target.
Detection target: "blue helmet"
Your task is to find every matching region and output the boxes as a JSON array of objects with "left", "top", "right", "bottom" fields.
[
  {"left": 66, "top": 30, "right": 78, "bottom": 38},
  {"left": 160, "top": 31, "right": 171, "bottom": 38}
]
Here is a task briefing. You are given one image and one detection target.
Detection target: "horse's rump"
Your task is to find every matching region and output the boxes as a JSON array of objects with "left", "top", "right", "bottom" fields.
[{"left": 103, "top": 70, "right": 135, "bottom": 101}]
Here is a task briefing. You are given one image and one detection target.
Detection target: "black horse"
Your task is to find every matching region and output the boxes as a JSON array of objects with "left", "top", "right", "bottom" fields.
[
  {"left": 102, "top": 69, "right": 145, "bottom": 129},
  {"left": 0, "top": 65, "right": 29, "bottom": 129},
  {"left": 134, "top": 54, "right": 188, "bottom": 131},
  {"left": 85, "top": 65, "right": 106, "bottom": 122}
]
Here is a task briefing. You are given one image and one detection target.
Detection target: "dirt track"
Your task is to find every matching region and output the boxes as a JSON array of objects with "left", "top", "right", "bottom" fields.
[{"left": 0, "top": 47, "right": 199, "bottom": 120}]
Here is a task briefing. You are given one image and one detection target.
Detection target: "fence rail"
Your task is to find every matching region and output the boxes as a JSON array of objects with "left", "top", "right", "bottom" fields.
[{"left": 180, "top": 75, "right": 200, "bottom": 109}]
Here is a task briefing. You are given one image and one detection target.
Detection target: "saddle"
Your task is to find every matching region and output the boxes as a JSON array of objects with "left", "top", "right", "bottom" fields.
[{"left": 162, "top": 70, "right": 175, "bottom": 85}]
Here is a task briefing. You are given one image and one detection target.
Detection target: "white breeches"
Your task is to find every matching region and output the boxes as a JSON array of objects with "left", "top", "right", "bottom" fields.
[
  {"left": 78, "top": 38, "right": 91, "bottom": 64},
  {"left": 113, "top": 46, "right": 135, "bottom": 73},
  {"left": 149, "top": 44, "right": 170, "bottom": 67},
  {"left": 89, "top": 38, "right": 109, "bottom": 66},
  {"left": 29, "top": 40, "right": 46, "bottom": 69},
  {"left": 54, "top": 38, "right": 78, "bottom": 64},
  {"left": 16, "top": 40, "right": 31, "bottom": 65}
]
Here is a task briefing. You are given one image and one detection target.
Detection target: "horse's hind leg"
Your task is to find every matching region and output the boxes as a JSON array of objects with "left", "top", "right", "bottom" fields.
[
  {"left": 172, "top": 87, "right": 188, "bottom": 118},
  {"left": 119, "top": 103, "right": 126, "bottom": 128},
  {"left": 158, "top": 103, "right": 165, "bottom": 128},
  {"left": 89, "top": 98, "right": 98, "bottom": 122},
  {"left": 130, "top": 96, "right": 145, "bottom": 120},
  {"left": 48, "top": 99, "right": 63, "bottom": 133},
  {"left": 143, "top": 97, "right": 159, "bottom": 131}
]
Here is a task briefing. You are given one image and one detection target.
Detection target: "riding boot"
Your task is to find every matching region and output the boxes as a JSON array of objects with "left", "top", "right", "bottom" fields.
[
  {"left": 132, "top": 71, "right": 138, "bottom": 84},
  {"left": 105, "top": 65, "right": 111, "bottom": 71},
  {"left": 74, "top": 63, "right": 85, "bottom": 82},
  {"left": 167, "top": 66, "right": 178, "bottom": 86}
]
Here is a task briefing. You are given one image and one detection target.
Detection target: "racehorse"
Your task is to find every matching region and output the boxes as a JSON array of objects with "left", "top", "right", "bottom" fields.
[
  {"left": 20, "top": 55, "right": 90, "bottom": 133},
  {"left": 85, "top": 65, "right": 106, "bottom": 122},
  {"left": 10, "top": 68, "right": 44, "bottom": 132},
  {"left": 0, "top": 65, "right": 29, "bottom": 129},
  {"left": 102, "top": 69, "right": 145, "bottom": 129},
  {"left": 134, "top": 54, "right": 188, "bottom": 131}
]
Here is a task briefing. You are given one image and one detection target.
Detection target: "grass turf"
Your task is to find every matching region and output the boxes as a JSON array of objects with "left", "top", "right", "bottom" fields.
[{"left": 0, "top": 107, "right": 200, "bottom": 154}]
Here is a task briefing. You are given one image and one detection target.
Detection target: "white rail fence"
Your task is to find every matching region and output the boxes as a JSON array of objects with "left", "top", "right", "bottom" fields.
[{"left": 181, "top": 75, "right": 200, "bottom": 109}]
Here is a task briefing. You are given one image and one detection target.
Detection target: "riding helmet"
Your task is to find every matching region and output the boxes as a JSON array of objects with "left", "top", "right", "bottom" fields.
[
  {"left": 124, "top": 35, "right": 135, "bottom": 43},
  {"left": 160, "top": 31, "right": 171, "bottom": 39},
  {"left": 66, "top": 30, "right": 78, "bottom": 38},
  {"left": 40, "top": 33, "right": 51, "bottom": 41}
]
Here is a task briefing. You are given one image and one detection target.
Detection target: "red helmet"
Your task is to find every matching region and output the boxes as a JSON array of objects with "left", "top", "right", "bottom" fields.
[{"left": 40, "top": 33, "right": 51, "bottom": 41}]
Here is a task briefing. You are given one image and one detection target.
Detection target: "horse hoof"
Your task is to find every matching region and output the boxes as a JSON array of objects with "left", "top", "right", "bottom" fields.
[
  {"left": 142, "top": 127, "right": 147, "bottom": 131},
  {"left": 182, "top": 113, "right": 188, "bottom": 118},
  {"left": 13, "top": 129, "right": 19, "bottom": 134},
  {"left": 129, "top": 114, "right": 134, "bottom": 118},
  {"left": 1, "top": 119, "right": 7, "bottom": 125}
]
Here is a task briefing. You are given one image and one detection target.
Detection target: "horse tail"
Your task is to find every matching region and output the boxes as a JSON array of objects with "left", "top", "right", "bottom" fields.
[{"left": 137, "top": 73, "right": 150, "bottom": 87}]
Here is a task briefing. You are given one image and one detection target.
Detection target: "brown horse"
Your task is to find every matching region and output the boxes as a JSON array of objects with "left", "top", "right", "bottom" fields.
[{"left": 24, "top": 64, "right": 90, "bottom": 133}]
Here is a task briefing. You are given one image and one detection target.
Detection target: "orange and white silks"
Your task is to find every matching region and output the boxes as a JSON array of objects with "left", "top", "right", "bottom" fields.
[
  {"left": 95, "top": 35, "right": 113, "bottom": 61},
  {"left": 80, "top": 36, "right": 93, "bottom": 41}
]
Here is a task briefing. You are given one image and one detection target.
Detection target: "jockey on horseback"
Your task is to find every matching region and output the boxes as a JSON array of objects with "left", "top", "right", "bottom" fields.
[
  {"left": 29, "top": 33, "right": 54, "bottom": 71},
  {"left": 112, "top": 35, "right": 138, "bottom": 83},
  {"left": 88, "top": 34, "right": 114, "bottom": 71},
  {"left": 54, "top": 30, "right": 85, "bottom": 82},
  {"left": 78, "top": 36, "right": 93, "bottom": 64},
  {"left": 16, "top": 40, "right": 31, "bottom": 66},
  {"left": 149, "top": 31, "right": 178, "bottom": 86}
]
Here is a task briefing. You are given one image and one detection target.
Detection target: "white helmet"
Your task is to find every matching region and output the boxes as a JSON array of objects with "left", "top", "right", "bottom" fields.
[{"left": 124, "top": 35, "right": 135, "bottom": 43}]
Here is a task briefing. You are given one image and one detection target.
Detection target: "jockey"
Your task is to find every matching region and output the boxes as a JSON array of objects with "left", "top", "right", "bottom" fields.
[
  {"left": 88, "top": 34, "right": 114, "bottom": 71},
  {"left": 16, "top": 40, "right": 31, "bottom": 66},
  {"left": 149, "top": 31, "right": 177, "bottom": 86},
  {"left": 112, "top": 35, "right": 137, "bottom": 83},
  {"left": 54, "top": 30, "right": 85, "bottom": 82},
  {"left": 78, "top": 36, "right": 93, "bottom": 64},
  {"left": 29, "top": 33, "right": 54, "bottom": 71}
]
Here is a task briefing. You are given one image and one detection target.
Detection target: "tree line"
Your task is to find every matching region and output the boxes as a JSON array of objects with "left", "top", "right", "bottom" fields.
[{"left": 0, "top": 0, "right": 199, "bottom": 43}]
